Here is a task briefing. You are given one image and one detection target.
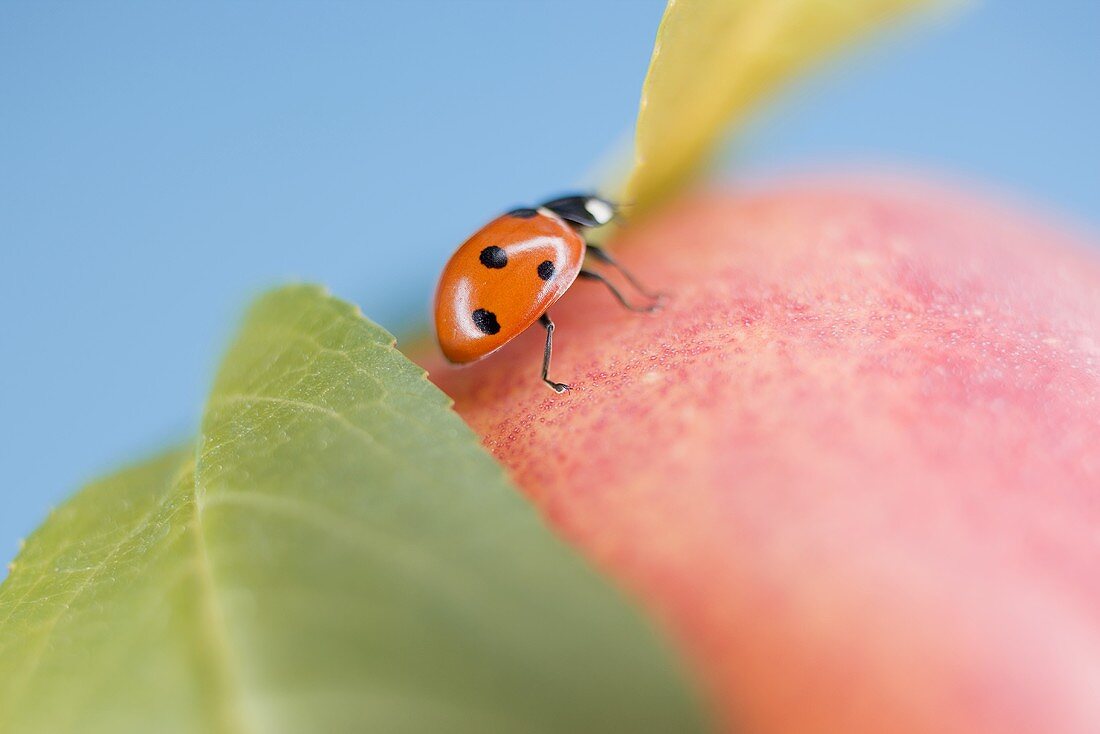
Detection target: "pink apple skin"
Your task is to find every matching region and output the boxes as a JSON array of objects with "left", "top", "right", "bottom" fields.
[{"left": 420, "top": 177, "right": 1100, "bottom": 734}]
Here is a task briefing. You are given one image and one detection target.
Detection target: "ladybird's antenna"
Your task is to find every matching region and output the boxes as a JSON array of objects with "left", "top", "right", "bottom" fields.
[{"left": 607, "top": 199, "right": 637, "bottom": 227}]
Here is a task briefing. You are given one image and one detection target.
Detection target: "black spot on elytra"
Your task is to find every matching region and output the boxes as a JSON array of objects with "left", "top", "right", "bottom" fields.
[
  {"left": 508, "top": 208, "right": 538, "bottom": 219},
  {"left": 471, "top": 308, "right": 501, "bottom": 335},
  {"left": 537, "top": 260, "right": 555, "bottom": 281},
  {"left": 479, "top": 245, "right": 508, "bottom": 269}
]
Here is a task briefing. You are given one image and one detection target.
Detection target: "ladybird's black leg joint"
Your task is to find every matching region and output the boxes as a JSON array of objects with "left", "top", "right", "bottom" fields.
[
  {"left": 539, "top": 313, "right": 570, "bottom": 393},
  {"left": 585, "top": 245, "right": 667, "bottom": 303},
  {"left": 578, "top": 270, "right": 663, "bottom": 313}
]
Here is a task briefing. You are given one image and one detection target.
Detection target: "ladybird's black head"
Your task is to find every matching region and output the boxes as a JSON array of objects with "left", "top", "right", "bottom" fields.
[{"left": 539, "top": 194, "right": 617, "bottom": 229}]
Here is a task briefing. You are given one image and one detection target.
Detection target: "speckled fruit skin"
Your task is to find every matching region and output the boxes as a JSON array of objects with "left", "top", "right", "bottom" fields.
[{"left": 419, "top": 177, "right": 1100, "bottom": 734}]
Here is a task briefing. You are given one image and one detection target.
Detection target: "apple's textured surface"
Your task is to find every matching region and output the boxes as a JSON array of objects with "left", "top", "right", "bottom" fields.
[{"left": 424, "top": 179, "right": 1100, "bottom": 734}]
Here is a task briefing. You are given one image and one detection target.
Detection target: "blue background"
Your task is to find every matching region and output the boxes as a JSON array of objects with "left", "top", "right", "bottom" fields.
[{"left": 2, "top": 1, "right": 1098, "bottom": 563}]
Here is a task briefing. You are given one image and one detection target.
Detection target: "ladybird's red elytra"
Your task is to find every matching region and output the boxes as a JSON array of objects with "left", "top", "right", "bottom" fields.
[
  {"left": 433, "top": 194, "right": 661, "bottom": 392},
  {"left": 434, "top": 207, "right": 585, "bottom": 364}
]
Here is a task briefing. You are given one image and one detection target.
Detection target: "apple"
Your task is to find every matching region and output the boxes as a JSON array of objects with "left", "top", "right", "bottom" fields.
[{"left": 419, "top": 175, "right": 1100, "bottom": 734}]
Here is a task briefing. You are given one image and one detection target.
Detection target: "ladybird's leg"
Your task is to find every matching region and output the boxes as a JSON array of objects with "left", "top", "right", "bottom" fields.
[
  {"left": 585, "top": 245, "right": 666, "bottom": 302},
  {"left": 538, "top": 313, "right": 570, "bottom": 393},
  {"left": 577, "top": 270, "right": 662, "bottom": 313}
]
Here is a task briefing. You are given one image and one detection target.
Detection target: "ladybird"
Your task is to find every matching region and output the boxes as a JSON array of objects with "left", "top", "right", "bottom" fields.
[{"left": 434, "top": 194, "right": 662, "bottom": 392}]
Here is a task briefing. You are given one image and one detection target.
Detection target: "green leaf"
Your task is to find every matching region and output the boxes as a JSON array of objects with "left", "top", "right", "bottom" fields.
[
  {"left": 622, "top": 0, "right": 945, "bottom": 213},
  {"left": 0, "top": 285, "right": 708, "bottom": 734}
]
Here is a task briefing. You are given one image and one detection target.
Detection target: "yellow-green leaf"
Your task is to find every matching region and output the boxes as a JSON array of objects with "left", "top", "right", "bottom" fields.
[
  {"left": 623, "top": 0, "right": 943, "bottom": 213},
  {"left": 0, "top": 286, "right": 708, "bottom": 734}
]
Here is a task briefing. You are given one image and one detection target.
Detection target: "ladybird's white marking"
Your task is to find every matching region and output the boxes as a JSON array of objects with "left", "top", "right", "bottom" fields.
[
  {"left": 452, "top": 280, "right": 483, "bottom": 340},
  {"left": 505, "top": 234, "right": 564, "bottom": 256},
  {"left": 585, "top": 198, "right": 614, "bottom": 225}
]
